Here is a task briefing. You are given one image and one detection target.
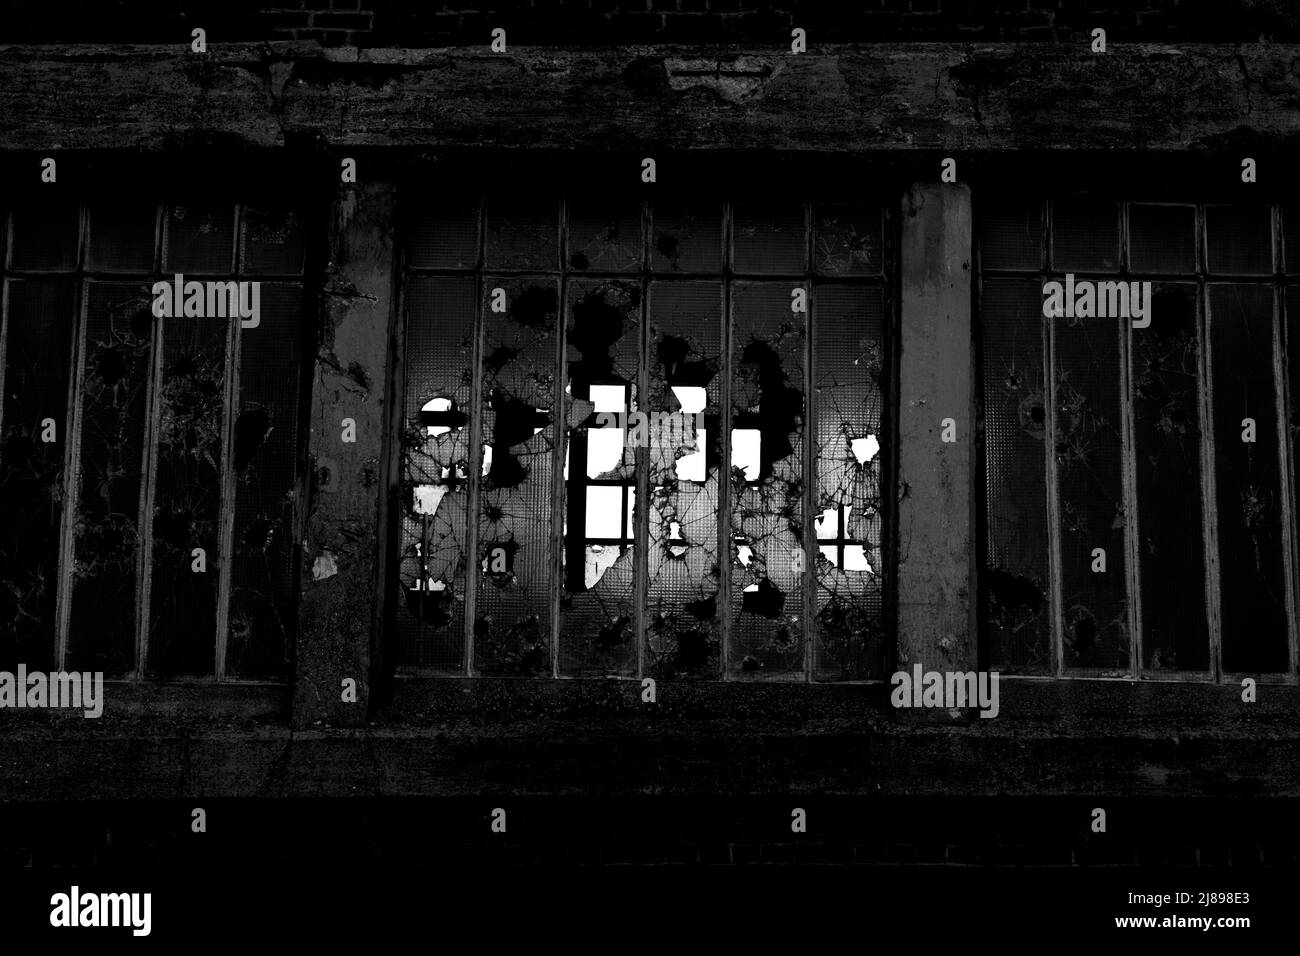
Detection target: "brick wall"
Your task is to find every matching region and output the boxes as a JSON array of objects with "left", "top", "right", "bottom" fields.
[{"left": 1, "top": 1, "right": 1297, "bottom": 45}]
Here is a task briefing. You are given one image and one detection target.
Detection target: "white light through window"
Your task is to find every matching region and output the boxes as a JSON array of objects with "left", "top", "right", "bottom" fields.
[
  {"left": 590, "top": 384, "right": 626, "bottom": 413},
  {"left": 675, "top": 427, "right": 706, "bottom": 481},
  {"left": 671, "top": 385, "right": 706, "bottom": 413},
  {"left": 731, "top": 428, "right": 761, "bottom": 481},
  {"left": 423, "top": 397, "right": 454, "bottom": 436},
  {"left": 586, "top": 426, "right": 625, "bottom": 478},
  {"left": 851, "top": 434, "right": 880, "bottom": 464}
]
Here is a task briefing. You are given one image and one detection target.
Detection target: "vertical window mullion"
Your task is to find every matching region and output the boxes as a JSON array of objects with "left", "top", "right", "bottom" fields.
[
  {"left": 1043, "top": 199, "right": 1065, "bottom": 678},
  {"left": 212, "top": 205, "right": 242, "bottom": 681},
  {"left": 54, "top": 204, "right": 92, "bottom": 669},
  {"left": 130, "top": 201, "right": 166, "bottom": 678},
  {"left": 1119, "top": 201, "right": 1144, "bottom": 678},
  {"left": 464, "top": 199, "right": 486, "bottom": 677},
  {"left": 53, "top": 228, "right": 89, "bottom": 670},
  {"left": 718, "top": 200, "right": 734, "bottom": 680},
  {"left": 1197, "top": 204, "right": 1224, "bottom": 682},
  {"left": 549, "top": 199, "right": 569, "bottom": 679},
  {"left": 135, "top": 205, "right": 168, "bottom": 679},
  {"left": 802, "top": 201, "right": 815, "bottom": 683},
  {"left": 634, "top": 197, "right": 650, "bottom": 680},
  {"left": 1270, "top": 204, "right": 1300, "bottom": 680}
]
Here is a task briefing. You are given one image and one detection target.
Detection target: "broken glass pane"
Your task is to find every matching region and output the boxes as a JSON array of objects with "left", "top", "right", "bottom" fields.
[
  {"left": 733, "top": 204, "right": 806, "bottom": 274},
  {"left": 407, "top": 202, "right": 480, "bottom": 271},
  {"left": 484, "top": 199, "right": 559, "bottom": 271},
  {"left": 0, "top": 279, "right": 76, "bottom": 671},
  {"left": 396, "top": 277, "right": 475, "bottom": 671},
  {"left": 1205, "top": 205, "right": 1273, "bottom": 276},
  {"left": 1129, "top": 204, "right": 1195, "bottom": 275},
  {"left": 567, "top": 201, "right": 642, "bottom": 273},
  {"left": 1054, "top": 293, "right": 1130, "bottom": 674},
  {"left": 147, "top": 314, "right": 228, "bottom": 676},
  {"left": 1210, "top": 284, "right": 1289, "bottom": 672},
  {"left": 814, "top": 204, "right": 882, "bottom": 276},
  {"left": 728, "top": 281, "right": 806, "bottom": 677},
  {"left": 226, "top": 283, "right": 302, "bottom": 680},
  {"left": 559, "top": 279, "right": 640, "bottom": 677},
  {"left": 66, "top": 282, "right": 152, "bottom": 676},
  {"left": 164, "top": 203, "right": 236, "bottom": 275},
  {"left": 646, "top": 281, "right": 723, "bottom": 678},
  {"left": 813, "top": 284, "right": 885, "bottom": 680},
  {"left": 979, "top": 203, "right": 1042, "bottom": 271},
  {"left": 981, "top": 279, "right": 1051, "bottom": 673},
  {"left": 88, "top": 202, "right": 159, "bottom": 273},
  {"left": 1052, "top": 200, "right": 1118, "bottom": 272},
  {"left": 475, "top": 276, "right": 558, "bottom": 676},
  {"left": 1133, "top": 283, "right": 1209, "bottom": 672},
  {"left": 650, "top": 201, "right": 723, "bottom": 274},
  {"left": 9, "top": 201, "right": 80, "bottom": 271},
  {"left": 241, "top": 205, "right": 306, "bottom": 275}
]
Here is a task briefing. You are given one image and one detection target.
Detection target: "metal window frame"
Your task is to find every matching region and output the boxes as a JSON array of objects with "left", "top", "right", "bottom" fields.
[
  {"left": 0, "top": 200, "right": 307, "bottom": 683},
  {"left": 396, "top": 196, "right": 894, "bottom": 682},
  {"left": 978, "top": 198, "right": 1299, "bottom": 684}
]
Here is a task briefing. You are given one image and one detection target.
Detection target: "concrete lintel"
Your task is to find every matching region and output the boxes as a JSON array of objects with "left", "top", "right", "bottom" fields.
[{"left": 0, "top": 43, "right": 1295, "bottom": 152}]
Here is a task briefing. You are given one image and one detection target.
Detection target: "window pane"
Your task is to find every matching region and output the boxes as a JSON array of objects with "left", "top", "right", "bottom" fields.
[
  {"left": 981, "top": 279, "right": 1051, "bottom": 673},
  {"left": 729, "top": 282, "right": 805, "bottom": 677},
  {"left": 407, "top": 202, "right": 479, "bottom": 271},
  {"left": 88, "top": 202, "right": 158, "bottom": 273},
  {"left": 646, "top": 281, "right": 722, "bottom": 679},
  {"left": 226, "top": 283, "right": 302, "bottom": 680},
  {"left": 733, "top": 203, "right": 805, "bottom": 274},
  {"left": 484, "top": 199, "right": 558, "bottom": 271},
  {"left": 559, "top": 278, "right": 640, "bottom": 677},
  {"left": 814, "top": 204, "right": 882, "bottom": 276},
  {"left": 813, "top": 284, "right": 885, "bottom": 680},
  {"left": 10, "top": 201, "right": 80, "bottom": 271},
  {"left": 1129, "top": 204, "right": 1195, "bottom": 275},
  {"left": 147, "top": 314, "right": 228, "bottom": 676},
  {"left": 1210, "top": 284, "right": 1289, "bottom": 672},
  {"left": 1054, "top": 303, "right": 1130, "bottom": 674},
  {"left": 567, "top": 201, "right": 642, "bottom": 273},
  {"left": 475, "top": 277, "right": 558, "bottom": 675},
  {"left": 1206, "top": 205, "right": 1272, "bottom": 276},
  {"left": 0, "top": 279, "right": 76, "bottom": 670},
  {"left": 396, "top": 277, "right": 475, "bottom": 672},
  {"left": 164, "top": 204, "right": 235, "bottom": 275},
  {"left": 979, "top": 203, "right": 1041, "bottom": 271},
  {"left": 241, "top": 206, "right": 305, "bottom": 275},
  {"left": 1133, "top": 283, "right": 1209, "bottom": 672},
  {"left": 1052, "top": 200, "right": 1118, "bottom": 272},
  {"left": 650, "top": 201, "right": 723, "bottom": 274},
  {"left": 67, "top": 282, "right": 152, "bottom": 675}
]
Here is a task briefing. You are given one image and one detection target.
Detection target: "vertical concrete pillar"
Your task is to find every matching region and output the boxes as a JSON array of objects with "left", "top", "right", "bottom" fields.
[
  {"left": 295, "top": 183, "right": 396, "bottom": 728},
  {"left": 896, "top": 183, "right": 977, "bottom": 681}
]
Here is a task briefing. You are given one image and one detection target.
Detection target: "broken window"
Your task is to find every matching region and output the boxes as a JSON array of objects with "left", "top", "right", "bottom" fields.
[
  {"left": 0, "top": 197, "right": 310, "bottom": 680},
  {"left": 979, "top": 199, "right": 1296, "bottom": 680},
  {"left": 813, "top": 282, "right": 886, "bottom": 679},
  {"left": 398, "top": 197, "right": 891, "bottom": 680},
  {"left": 560, "top": 277, "right": 640, "bottom": 676},
  {"left": 647, "top": 281, "right": 723, "bottom": 679},
  {"left": 476, "top": 271, "right": 559, "bottom": 677}
]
